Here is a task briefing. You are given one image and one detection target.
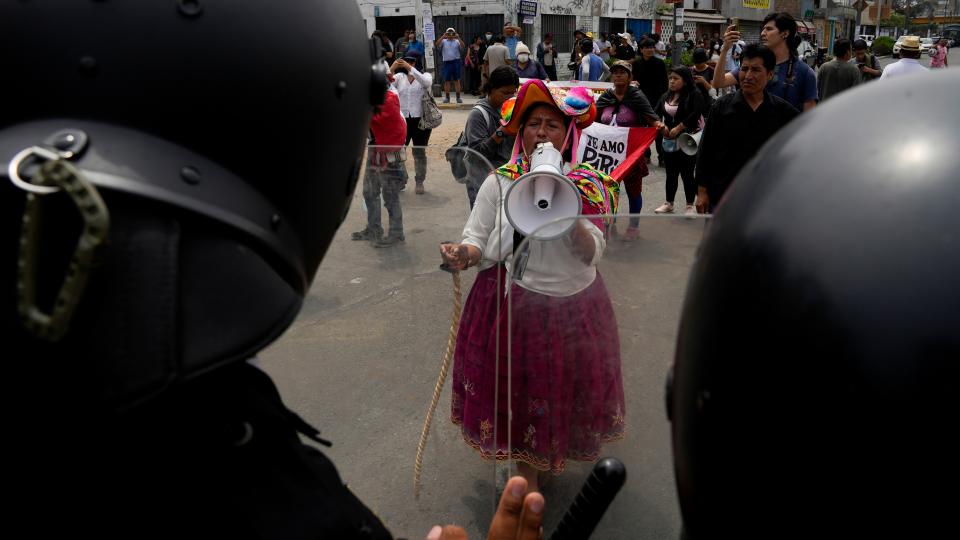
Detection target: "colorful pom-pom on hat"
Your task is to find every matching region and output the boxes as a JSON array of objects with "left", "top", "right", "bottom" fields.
[{"left": 499, "top": 79, "right": 596, "bottom": 136}]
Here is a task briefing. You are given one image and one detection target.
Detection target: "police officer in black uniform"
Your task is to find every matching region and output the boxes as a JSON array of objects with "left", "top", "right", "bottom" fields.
[
  {"left": 668, "top": 69, "right": 960, "bottom": 539},
  {"left": 0, "top": 2, "right": 542, "bottom": 538}
]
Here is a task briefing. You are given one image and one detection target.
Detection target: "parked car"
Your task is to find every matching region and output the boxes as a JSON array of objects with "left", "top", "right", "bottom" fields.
[
  {"left": 893, "top": 35, "right": 920, "bottom": 58},
  {"left": 920, "top": 37, "right": 935, "bottom": 54},
  {"left": 857, "top": 35, "right": 875, "bottom": 48}
]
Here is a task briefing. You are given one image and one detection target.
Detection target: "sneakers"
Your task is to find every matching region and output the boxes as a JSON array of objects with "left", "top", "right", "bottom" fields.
[
  {"left": 456, "top": 96, "right": 463, "bottom": 104},
  {"left": 351, "top": 228, "right": 382, "bottom": 241},
  {"left": 374, "top": 233, "right": 405, "bottom": 248},
  {"left": 684, "top": 204, "right": 696, "bottom": 216},
  {"left": 443, "top": 96, "right": 450, "bottom": 104},
  {"left": 654, "top": 202, "right": 675, "bottom": 214},
  {"left": 415, "top": 182, "right": 425, "bottom": 194},
  {"left": 622, "top": 227, "right": 640, "bottom": 241}
]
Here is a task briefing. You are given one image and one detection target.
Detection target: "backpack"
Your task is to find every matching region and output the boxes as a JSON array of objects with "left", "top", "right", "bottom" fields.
[{"left": 446, "top": 105, "right": 494, "bottom": 182}]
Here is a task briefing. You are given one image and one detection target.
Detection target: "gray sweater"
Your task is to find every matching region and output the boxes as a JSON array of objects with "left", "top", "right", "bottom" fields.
[
  {"left": 465, "top": 98, "right": 515, "bottom": 173},
  {"left": 817, "top": 58, "right": 861, "bottom": 102}
]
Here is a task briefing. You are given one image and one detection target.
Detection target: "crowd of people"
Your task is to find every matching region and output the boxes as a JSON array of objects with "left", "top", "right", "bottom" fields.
[
  {"left": 362, "top": 25, "right": 953, "bottom": 486},
  {"left": 363, "top": 11, "right": 934, "bottom": 249}
]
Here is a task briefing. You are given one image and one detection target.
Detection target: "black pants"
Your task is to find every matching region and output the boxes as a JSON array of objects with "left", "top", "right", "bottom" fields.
[
  {"left": 663, "top": 149, "right": 697, "bottom": 205},
  {"left": 544, "top": 64, "right": 558, "bottom": 81},
  {"left": 645, "top": 134, "right": 665, "bottom": 163},
  {"left": 405, "top": 116, "right": 432, "bottom": 183}
]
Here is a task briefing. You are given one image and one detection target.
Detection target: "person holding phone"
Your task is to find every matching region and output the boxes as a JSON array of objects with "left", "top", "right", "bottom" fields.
[
  {"left": 712, "top": 12, "right": 818, "bottom": 112},
  {"left": 536, "top": 33, "right": 559, "bottom": 81},
  {"left": 436, "top": 28, "right": 465, "bottom": 103},
  {"left": 389, "top": 55, "right": 434, "bottom": 196},
  {"left": 853, "top": 39, "right": 883, "bottom": 81}
]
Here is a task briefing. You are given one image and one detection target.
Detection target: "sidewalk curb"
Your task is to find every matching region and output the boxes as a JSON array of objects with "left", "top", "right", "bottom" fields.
[{"left": 437, "top": 103, "right": 478, "bottom": 110}]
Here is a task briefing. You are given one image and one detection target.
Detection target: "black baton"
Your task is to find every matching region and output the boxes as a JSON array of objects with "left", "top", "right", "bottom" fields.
[{"left": 548, "top": 457, "right": 627, "bottom": 540}]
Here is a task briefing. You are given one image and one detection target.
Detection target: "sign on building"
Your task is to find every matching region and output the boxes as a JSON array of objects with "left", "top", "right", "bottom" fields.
[
  {"left": 520, "top": 1, "right": 538, "bottom": 25},
  {"left": 742, "top": 0, "right": 771, "bottom": 9}
]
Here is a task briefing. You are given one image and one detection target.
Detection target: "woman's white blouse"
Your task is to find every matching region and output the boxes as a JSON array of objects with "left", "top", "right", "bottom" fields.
[
  {"left": 461, "top": 171, "right": 606, "bottom": 297},
  {"left": 391, "top": 68, "right": 433, "bottom": 118}
]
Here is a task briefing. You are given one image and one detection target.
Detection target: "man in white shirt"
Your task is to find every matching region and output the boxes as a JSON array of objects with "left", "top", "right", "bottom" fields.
[
  {"left": 655, "top": 33, "right": 667, "bottom": 59},
  {"left": 880, "top": 36, "right": 928, "bottom": 81}
]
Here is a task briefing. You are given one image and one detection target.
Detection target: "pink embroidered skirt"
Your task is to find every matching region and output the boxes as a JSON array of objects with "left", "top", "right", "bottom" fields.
[{"left": 451, "top": 265, "right": 625, "bottom": 474}]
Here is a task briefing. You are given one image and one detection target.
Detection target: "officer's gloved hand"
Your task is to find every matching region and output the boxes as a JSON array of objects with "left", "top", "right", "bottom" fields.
[{"left": 425, "top": 477, "right": 544, "bottom": 540}]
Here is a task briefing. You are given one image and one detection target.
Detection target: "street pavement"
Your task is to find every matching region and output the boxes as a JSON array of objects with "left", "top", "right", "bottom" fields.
[
  {"left": 258, "top": 139, "right": 695, "bottom": 539},
  {"left": 878, "top": 53, "right": 946, "bottom": 69},
  {"left": 257, "top": 59, "right": 951, "bottom": 537}
]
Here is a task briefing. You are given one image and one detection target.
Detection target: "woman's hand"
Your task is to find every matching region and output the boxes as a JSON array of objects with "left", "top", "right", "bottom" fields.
[
  {"left": 440, "top": 243, "right": 478, "bottom": 271},
  {"left": 668, "top": 125, "right": 683, "bottom": 139}
]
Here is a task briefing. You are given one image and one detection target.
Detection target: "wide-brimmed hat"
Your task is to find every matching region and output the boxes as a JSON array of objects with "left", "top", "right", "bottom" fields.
[
  {"left": 610, "top": 60, "right": 633, "bottom": 74},
  {"left": 900, "top": 36, "right": 920, "bottom": 51},
  {"left": 499, "top": 79, "right": 596, "bottom": 136}
]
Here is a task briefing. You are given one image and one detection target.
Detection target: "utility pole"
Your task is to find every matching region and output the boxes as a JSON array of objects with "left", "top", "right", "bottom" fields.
[
  {"left": 857, "top": 0, "right": 863, "bottom": 37},
  {"left": 672, "top": 1, "right": 683, "bottom": 67}
]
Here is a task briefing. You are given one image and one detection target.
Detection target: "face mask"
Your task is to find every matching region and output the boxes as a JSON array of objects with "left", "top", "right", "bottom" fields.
[
  {"left": 517, "top": 53, "right": 529, "bottom": 63},
  {"left": 486, "top": 34, "right": 492, "bottom": 40}
]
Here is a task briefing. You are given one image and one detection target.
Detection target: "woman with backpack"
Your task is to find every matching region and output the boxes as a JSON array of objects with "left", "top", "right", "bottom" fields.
[
  {"left": 654, "top": 66, "right": 706, "bottom": 216},
  {"left": 462, "top": 66, "right": 519, "bottom": 208}
]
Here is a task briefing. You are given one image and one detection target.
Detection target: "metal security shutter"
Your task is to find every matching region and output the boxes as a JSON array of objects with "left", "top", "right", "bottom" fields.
[
  {"left": 599, "top": 17, "right": 625, "bottom": 35},
  {"left": 740, "top": 21, "right": 762, "bottom": 45},
  {"left": 375, "top": 15, "right": 415, "bottom": 44},
  {"left": 541, "top": 14, "right": 577, "bottom": 54},
  {"left": 433, "top": 14, "right": 506, "bottom": 56}
]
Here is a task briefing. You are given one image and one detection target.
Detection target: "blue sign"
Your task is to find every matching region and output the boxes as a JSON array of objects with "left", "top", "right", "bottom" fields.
[
  {"left": 520, "top": 1, "right": 538, "bottom": 18},
  {"left": 374, "top": 6, "right": 380, "bottom": 17}
]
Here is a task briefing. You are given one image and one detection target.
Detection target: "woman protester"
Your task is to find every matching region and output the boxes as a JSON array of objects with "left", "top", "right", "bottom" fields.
[
  {"left": 513, "top": 43, "right": 549, "bottom": 81},
  {"left": 654, "top": 67, "right": 705, "bottom": 216},
  {"left": 596, "top": 60, "right": 663, "bottom": 240},
  {"left": 390, "top": 53, "right": 433, "bottom": 195},
  {"left": 464, "top": 66, "right": 520, "bottom": 208},
  {"left": 441, "top": 79, "right": 625, "bottom": 493},
  {"left": 930, "top": 38, "right": 949, "bottom": 69},
  {"left": 465, "top": 36, "right": 485, "bottom": 95}
]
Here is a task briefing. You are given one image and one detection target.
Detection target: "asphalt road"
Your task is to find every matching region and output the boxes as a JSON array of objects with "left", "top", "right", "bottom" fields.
[
  {"left": 259, "top": 138, "right": 697, "bottom": 539},
  {"left": 878, "top": 52, "right": 948, "bottom": 69}
]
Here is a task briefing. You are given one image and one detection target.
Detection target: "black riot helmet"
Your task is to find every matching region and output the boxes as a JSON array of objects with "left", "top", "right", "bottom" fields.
[
  {"left": 0, "top": 1, "right": 384, "bottom": 407},
  {"left": 670, "top": 70, "right": 960, "bottom": 538}
]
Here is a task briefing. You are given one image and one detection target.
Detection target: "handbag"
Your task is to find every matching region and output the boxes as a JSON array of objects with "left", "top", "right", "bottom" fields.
[{"left": 418, "top": 90, "right": 443, "bottom": 130}]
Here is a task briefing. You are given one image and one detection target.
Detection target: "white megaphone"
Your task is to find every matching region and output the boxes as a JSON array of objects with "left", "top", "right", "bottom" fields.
[
  {"left": 503, "top": 142, "right": 581, "bottom": 239},
  {"left": 678, "top": 131, "right": 702, "bottom": 156}
]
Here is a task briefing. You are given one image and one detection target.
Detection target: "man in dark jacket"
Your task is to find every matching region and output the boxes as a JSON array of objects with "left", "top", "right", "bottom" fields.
[
  {"left": 695, "top": 44, "right": 799, "bottom": 213},
  {"left": 633, "top": 38, "right": 668, "bottom": 165}
]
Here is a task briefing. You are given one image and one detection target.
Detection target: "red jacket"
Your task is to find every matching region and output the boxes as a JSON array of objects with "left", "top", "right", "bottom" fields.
[{"left": 369, "top": 90, "right": 406, "bottom": 149}]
